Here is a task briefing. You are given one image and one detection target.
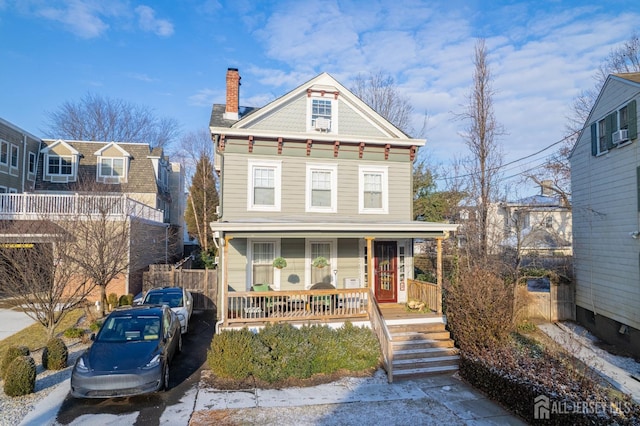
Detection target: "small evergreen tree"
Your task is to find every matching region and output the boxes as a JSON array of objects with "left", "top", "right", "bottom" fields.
[{"left": 185, "top": 154, "right": 219, "bottom": 261}]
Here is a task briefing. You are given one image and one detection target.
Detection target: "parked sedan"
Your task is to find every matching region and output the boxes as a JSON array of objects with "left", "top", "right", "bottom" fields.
[
  {"left": 70, "top": 305, "right": 182, "bottom": 398},
  {"left": 142, "top": 287, "right": 193, "bottom": 334}
]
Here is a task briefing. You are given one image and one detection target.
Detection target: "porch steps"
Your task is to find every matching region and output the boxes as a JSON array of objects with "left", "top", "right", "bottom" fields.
[{"left": 387, "top": 321, "right": 459, "bottom": 380}]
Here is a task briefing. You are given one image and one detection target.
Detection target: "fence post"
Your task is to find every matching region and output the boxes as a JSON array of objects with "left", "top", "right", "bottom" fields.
[{"left": 436, "top": 237, "right": 443, "bottom": 314}]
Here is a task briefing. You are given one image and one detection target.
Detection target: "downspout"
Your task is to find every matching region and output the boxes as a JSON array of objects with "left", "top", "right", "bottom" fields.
[{"left": 215, "top": 234, "right": 232, "bottom": 334}]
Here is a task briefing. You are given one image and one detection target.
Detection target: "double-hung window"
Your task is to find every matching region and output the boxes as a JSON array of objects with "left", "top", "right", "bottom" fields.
[
  {"left": 307, "top": 92, "right": 338, "bottom": 133},
  {"left": 10, "top": 145, "right": 18, "bottom": 169},
  {"left": 28, "top": 152, "right": 36, "bottom": 174},
  {"left": 250, "top": 241, "right": 275, "bottom": 287},
  {"left": 248, "top": 160, "right": 281, "bottom": 211},
  {"left": 48, "top": 155, "right": 73, "bottom": 176},
  {"left": 306, "top": 164, "right": 337, "bottom": 213},
  {"left": 359, "top": 166, "right": 388, "bottom": 214},
  {"left": 307, "top": 240, "right": 335, "bottom": 287},
  {"left": 591, "top": 99, "right": 637, "bottom": 156},
  {"left": 0, "top": 141, "right": 7, "bottom": 165}
]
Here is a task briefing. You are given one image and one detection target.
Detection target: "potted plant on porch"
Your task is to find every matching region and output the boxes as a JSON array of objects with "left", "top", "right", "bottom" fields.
[
  {"left": 311, "top": 256, "right": 328, "bottom": 269},
  {"left": 272, "top": 257, "right": 287, "bottom": 269}
]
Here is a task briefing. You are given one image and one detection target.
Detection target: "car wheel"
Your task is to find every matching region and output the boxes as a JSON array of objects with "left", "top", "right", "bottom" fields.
[
  {"left": 163, "top": 362, "right": 170, "bottom": 391},
  {"left": 177, "top": 332, "right": 183, "bottom": 354}
]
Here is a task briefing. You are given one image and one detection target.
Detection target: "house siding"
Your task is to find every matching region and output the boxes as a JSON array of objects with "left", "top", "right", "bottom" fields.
[
  {"left": 221, "top": 153, "right": 412, "bottom": 221},
  {"left": 572, "top": 83, "right": 640, "bottom": 332},
  {"left": 0, "top": 119, "right": 41, "bottom": 192}
]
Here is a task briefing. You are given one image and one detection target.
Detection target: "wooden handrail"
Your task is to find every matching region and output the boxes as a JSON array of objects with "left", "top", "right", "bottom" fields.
[
  {"left": 406, "top": 278, "right": 441, "bottom": 314},
  {"left": 367, "top": 287, "right": 394, "bottom": 383}
]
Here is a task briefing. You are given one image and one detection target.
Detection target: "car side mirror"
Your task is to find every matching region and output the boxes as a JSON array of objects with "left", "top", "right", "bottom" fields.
[{"left": 90, "top": 333, "right": 96, "bottom": 341}]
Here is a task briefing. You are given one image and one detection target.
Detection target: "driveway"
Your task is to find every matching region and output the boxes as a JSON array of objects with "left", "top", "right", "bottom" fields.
[{"left": 52, "top": 309, "right": 216, "bottom": 425}]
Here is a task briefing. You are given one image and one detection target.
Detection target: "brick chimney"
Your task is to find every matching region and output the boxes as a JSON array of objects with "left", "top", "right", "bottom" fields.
[{"left": 224, "top": 68, "right": 240, "bottom": 121}]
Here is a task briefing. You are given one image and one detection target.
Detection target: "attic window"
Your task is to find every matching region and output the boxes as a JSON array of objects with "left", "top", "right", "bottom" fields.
[
  {"left": 48, "top": 155, "right": 73, "bottom": 176},
  {"left": 312, "top": 99, "right": 332, "bottom": 131},
  {"left": 98, "top": 157, "right": 127, "bottom": 183}
]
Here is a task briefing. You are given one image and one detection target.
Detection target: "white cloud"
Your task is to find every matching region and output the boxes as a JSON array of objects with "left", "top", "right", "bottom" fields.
[
  {"left": 135, "top": 5, "right": 174, "bottom": 37},
  {"left": 34, "top": 0, "right": 112, "bottom": 39},
  {"left": 188, "top": 88, "right": 219, "bottom": 107},
  {"left": 125, "top": 72, "right": 159, "bottom": 83}
]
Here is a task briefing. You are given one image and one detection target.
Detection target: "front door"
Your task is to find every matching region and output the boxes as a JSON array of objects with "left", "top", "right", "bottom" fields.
[{"left": 374, "top": 241, "right": 397, "bottom": 303}]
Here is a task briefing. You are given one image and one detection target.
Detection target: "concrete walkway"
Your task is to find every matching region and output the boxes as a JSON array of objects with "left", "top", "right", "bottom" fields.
[
  {"left": 0, "top": 307, "right": 35, "bottom": 340},
  {"left": 191, "top": 371, "right": 527, "bottom": 425}
]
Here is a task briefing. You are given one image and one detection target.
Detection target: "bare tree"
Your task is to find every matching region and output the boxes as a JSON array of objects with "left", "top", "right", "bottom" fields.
[
  {"left": 351, "top": 71, "right": 415, "bottom": 135},
  {"left": 172, "top": 129, "right": 215, "bottom": 181},
  {"left": 0, "top": 221, "right": 96, "bottom": 338},
  {"left": 454, "top": 39, "right": 505, "bottom": 260},
  {"left": 536, "top": 34, "right": 640, "bottom": 201},
  {"left": 185, "top": 153, "right": 218, "bottom": 258},
  {"left": 44, "top": 92, "right": 181, "bottom": 149}
]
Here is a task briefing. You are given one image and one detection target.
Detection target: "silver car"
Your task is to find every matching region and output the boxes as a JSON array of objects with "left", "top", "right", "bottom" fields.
[{"left": 142, "top": 287, "right": 193, "bottom": 334}]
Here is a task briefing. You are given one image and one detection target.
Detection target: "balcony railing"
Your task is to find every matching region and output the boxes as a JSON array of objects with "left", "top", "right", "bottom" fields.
[
  {"left": 407, "top": 278, "right": 441, "bottom": 313},
  {"left": 0, "top": 193, "right": 164, "bottom": 223},
  {"left": 225, "top": 288, "right": 369, "bottom": 325}
]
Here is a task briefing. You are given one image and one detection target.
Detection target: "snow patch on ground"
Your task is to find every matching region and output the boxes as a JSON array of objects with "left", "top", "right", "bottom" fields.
[{"left": 539, "top": 321, "right": 640, "bottom": 403}]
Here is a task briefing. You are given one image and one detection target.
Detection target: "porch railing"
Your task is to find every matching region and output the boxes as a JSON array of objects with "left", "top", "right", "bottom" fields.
[
  {"left": 225, "top": 288, "right": 369, "bottom": 325},
  {"left": 407, "top": 278, "right": 441, "bottom": 314},
  {"left": 367, "top": 289, "right": 394, "bottom": 383},
  {"left": 0, "top": 193, "right": 164, "bottom": 223}
]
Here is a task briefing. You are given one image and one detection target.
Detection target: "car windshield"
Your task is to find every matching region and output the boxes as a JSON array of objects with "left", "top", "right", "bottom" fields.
[
  {"left": 96, "top": 314, "right": 162, "bottom": 343},
  {"left": 144, "top": 292, "right": 183, "bottom": 308}
]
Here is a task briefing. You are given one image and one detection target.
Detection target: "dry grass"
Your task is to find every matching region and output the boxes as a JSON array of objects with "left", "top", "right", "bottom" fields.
[{"left": 0, "top": 308, "right": 84, "bottom": 360}]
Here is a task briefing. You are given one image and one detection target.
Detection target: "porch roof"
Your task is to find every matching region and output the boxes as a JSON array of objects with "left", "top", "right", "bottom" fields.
[{"left": 212, "top": 219, "right": 458, "bottom": 239}]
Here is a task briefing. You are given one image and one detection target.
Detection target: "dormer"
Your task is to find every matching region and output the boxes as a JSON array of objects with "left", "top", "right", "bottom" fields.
[
  {"left": 94, "top": 142, "right": 131, "bottom": 184},
  {"left": 40, "top": 139, "right": 80, "bottom": 183}
]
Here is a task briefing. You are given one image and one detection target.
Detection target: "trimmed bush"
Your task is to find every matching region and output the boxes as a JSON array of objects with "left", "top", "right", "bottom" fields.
[
  {"left": 63, "top": 327, "right": 85, "bottom": 339},
  {"left": 42, "top": 337, "right": 68, "bottom": 370},
  {"left": 1, "top": 345, "right": 30, "bottom": 380},
  {"left": 208, "top": 328, "right": 258, "bottom": 380},
  {"left": 207, "top": 322, "right": 381, "bottom": 385},
  {"left": 3, "top": 355, "right": 36, "bottom": 397},
  {"left": 118, "top": 294, "right": 134, "bottom": 306},
  {"left": 107, "top": 293, "right": 119, "bottom": 309}
]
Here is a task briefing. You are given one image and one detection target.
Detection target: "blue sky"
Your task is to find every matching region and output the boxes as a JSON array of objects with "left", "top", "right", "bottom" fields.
[{"left": 1, "top": 0, "right": 639, "bottom": 194}]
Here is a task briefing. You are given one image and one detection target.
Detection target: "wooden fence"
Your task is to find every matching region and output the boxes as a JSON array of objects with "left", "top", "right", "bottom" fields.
[
  {"left": 516, "top": 280, "right": 575, "bottom": 322},
  {"left": 406, "top": 279, "right": 441, "bottom": 313},
  {"left": 142, "top": 265, "right": 217, "bottom": 310}
]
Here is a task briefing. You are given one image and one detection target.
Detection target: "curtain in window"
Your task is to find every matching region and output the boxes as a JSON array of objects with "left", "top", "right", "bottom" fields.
[{"left": 252, "top": 242, "right": 274, "bottom": 285}]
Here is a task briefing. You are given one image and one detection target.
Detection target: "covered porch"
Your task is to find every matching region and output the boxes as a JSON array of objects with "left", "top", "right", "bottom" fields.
[{"left": 213, "top": 220, "right": 458, "bottom": 331}]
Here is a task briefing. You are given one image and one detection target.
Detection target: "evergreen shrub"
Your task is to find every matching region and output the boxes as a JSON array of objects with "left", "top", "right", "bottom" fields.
[
  {"left": 3, "top": 356, "right": 36, "bottom": 397},
  {"left": 42, "top": 337, "right": 68, "bottom": 370}
]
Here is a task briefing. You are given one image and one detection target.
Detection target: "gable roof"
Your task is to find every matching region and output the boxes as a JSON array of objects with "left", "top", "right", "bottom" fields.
[
  {"left": 210, "top": 72, "right": 424, "bottom": 147},
  {"left": 570, "top": 72, "right": 640, "bottom": 159}
]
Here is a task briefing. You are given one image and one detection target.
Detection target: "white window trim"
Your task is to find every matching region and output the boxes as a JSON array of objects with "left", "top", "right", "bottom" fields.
[
  {"left": 9, "top": 144, "right": 18, "bottom": 170},
  {"left": 247, "top": 160, "right": 282, "bottom": 212},
  {"left": 246, "top": 239, "right": 282, "bottom": 290},
  {"left": 0, "top": 141, "right": 8, "bottom": 166},
  {"left": 305, "top": 163, "right": 337, "bottom": 213},
  {"left": 306, "top": 95, "right": 338, "bottom": 133},
  {"left": 28, "top": 152, "right": 36, "bottom": 174},
  {"left": 97, "top": 156, "right": 128, "bottom": 184},
  {"left": 358, "top": 165, "right": 389, "bottom": 214},
  {"left": 44, "top": 153, "right": 77, "bottom": 182},
  {"left": 305, "top": 238, "right": 337, "bottom": 288}
]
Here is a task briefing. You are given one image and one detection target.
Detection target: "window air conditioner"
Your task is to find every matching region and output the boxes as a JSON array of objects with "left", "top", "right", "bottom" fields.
[
  {"left": 612, "top": 129, "right": 629, "bottom": 144},
  {"left": 315, "top": 117, "right": 330, "bottom": 131}
]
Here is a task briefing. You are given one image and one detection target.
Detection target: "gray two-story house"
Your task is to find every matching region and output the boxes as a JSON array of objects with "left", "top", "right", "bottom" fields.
[{"left": 210, "top": 68, "right": 457, "bottom": 319}]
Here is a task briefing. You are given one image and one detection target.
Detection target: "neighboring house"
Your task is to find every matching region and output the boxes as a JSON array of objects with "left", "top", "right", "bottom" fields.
[
  {"left": 570, "top": 72, "right": 640, "bottom": 356},
  {"left": 0, "top": 117, "right": 42, "bottom": 193},
  {"left": 0, "top": 126, "right": 185, "bottom": 299},
  {"left": 495, "top": 181, "right": 572, "bottom": 257},
  {"left": 210, "top": 69, "right": 457, "bottom": 321}
]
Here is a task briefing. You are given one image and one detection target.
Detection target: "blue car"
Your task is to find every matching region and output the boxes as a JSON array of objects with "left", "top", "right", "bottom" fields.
[{"left": 70, "top": 305, "right": 182, "bottom": 398}]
